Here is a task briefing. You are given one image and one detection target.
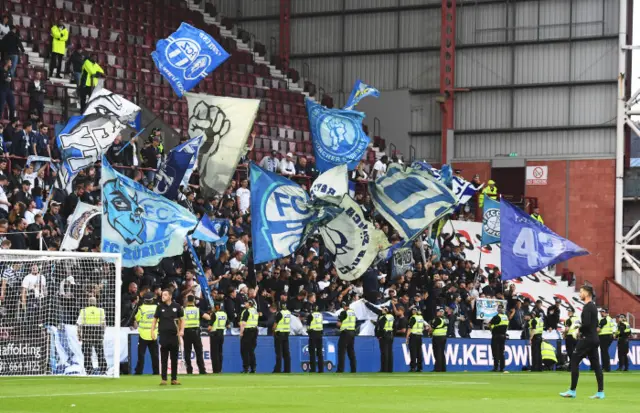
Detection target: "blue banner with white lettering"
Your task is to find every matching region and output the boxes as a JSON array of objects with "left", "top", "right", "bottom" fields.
[
  {"left": 481, "top": 197, "right": 501, "bottom": 245},
  {"left": 369, "top": 164, "right": 457, "bottom": 241},
  {"left": 151, "top": 22, "right": 230, "bottom": 97},
  {"left": 306, "top": 99, "right": 370, "bottom": 172},
  {"left": 101, "top": 157, "right": 198, "bottom": 267},
  {"left": 250, "top": 163, "right": 313, "bottom": 264},
  {"left": 192, "top": 214, "right": 229, "bottom": 245},
  {"left": 153, "top": 136, "right": 202, "bottom": 200},
  {"left": 343, "top": 80, "right": 380, "bottom": 110},
  {"left": 500, "top": 199, "right": 588, "bottom": 281}
]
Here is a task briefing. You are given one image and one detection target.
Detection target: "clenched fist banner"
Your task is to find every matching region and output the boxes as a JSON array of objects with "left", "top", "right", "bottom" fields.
[{"left": 185, "top": 93, "right": 260, "bottom": 197}]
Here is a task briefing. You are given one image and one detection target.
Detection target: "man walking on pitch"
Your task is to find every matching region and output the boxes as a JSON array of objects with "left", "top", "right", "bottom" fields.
[
  {"left": 152, "top": 290, "right": 184, "bottom": 385},
  {"left": 560, "top": 285, "right": 604, "bottom": 399}
]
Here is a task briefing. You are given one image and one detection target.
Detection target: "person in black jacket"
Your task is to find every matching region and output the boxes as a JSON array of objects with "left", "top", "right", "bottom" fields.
[
  {"left": 1, "top": 26, "right": 24, "bottom": 77},
  {"left": 28, "top": 72, "right": 45, "bottom": 121},
  {"left": 0, "top": 58, "right": 15, "bottom": 122},
  {"left": 66, "top": 46, "right": 85, "bottom": 86}
]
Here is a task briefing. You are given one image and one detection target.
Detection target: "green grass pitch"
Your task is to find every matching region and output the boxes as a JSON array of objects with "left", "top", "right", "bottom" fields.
[{"left": 0, "top": 372, "right": 638, "bottom": 412}]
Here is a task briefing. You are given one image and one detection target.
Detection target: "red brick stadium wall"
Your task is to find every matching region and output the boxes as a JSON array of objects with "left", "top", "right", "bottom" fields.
[{"left": 454, "top": 159, "right": 616, "bottom": 302}]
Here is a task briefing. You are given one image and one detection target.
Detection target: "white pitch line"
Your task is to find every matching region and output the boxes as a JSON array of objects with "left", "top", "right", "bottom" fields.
[{"left": 0, "top": 381, "right": 489, "bottom": 399}]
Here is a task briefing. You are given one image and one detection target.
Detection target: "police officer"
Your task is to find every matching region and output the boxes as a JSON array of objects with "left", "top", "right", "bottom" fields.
[
  {"left": 134, "top": 292, "right": 159, "bottom": 375},
  {"left": 563, "top": 307, "right": 580, "bottom": 363},
  {"left": 151, "top": 289, "right": 184, "bottom": 385},
  {"left": 306, "top": 304, "right": 324, "bottom": 373},
  {"left": 430, "top": 306, "right": 447, "bottom": 372},
  {"left": 489, "top": 304, "right": 509, "bottom": 372},
  {"left": 528, "top": 312, "right": 544, "bottom": 371},
  {"left": 530, "top": 207, "right": 544, "bottom": 224},
  {"left": 376, "top": 306, "right": 394, "bottom": 373},
  {"left": 406, "top": 306, "right": 427, "bottom": 372},
  {"left": 541, "top": 341, "right": 558, "bottom": 370},
  {"left": 597, "top": 307, "right": 615, "bottom": 372},
  {"left": 615, "top": 314, "right": 630, "bottom": 371},
  {"left": 77, "top": 296, "right": 107, "bottom": 375},
  {"left": 183, "top": 295, "right": 206, "bottom": 375},
  {"left": 208, "top": 302, "right": 228, "bottom": 374},
  {"left": 479, "top": 179, "right": 498, "bottom": 208},
  {"left": 336, "top": 302, "right": 357, "bottom": 373},
  {"left": 273, "top": 302, "right": 292, "bottom": 373},
  {"left": 239, "top": 299, "right": 258, "bottom": 373}
]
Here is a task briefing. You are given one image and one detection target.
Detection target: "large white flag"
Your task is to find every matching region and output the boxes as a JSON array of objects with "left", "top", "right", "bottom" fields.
[
  {"left": 319, "top": 196, "right": 389, "bottom": 281},
  {"left": 83, "top": 87, "right": 141, "bottom": 127},
  {"left": 185, "top": 93, "right": 259, "bottom": 196},
  {"left": 61, "top": 202, "right": 101, "bottom": 251},
  {"left": 310, "top": 164, "right": 348, "bottom": 205}
]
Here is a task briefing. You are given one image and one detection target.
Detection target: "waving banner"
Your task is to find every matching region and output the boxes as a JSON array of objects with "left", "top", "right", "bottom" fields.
[
  {"left": 180, "top": 135, "right": 203, "bottom": 187},
  {"left": 319, "top": 196, "right": 389, "bottom": 281},
  {"left": 192, "top": 214, "right": 229, "bottom": 245},
  {"left": 481, "top": 197, "right": 501, "bottom": 246},
  {"left": 154, "top": 136, "right": 203, "bottom": 200},
  {"left": 369, "top": 164, "right": 457, "bottom": 241},
  {"left": 186, "top": 93, "right": 259, "bottom": 197},
  {"left": 306, "top": 99, "right": 370, "bottom": 172},
  {"left": 151, "top": 22, "right": 230, "bottom": 97},
  {"left": 82, "top": 88, "right": 141, "bottom": 126},
  {"left": 476, "top": 298, "right": 508, "bottom": 321},
  {"left": 60, "top": 202, "right": 101, "bottom": 251},
  {"left": 500, "top": 199, "right": 588, "bottom": 281},
  {"left": 101, "top": 158, "right": 198, "bottom": 267},
  {"left": 343, "top": 80, "right": 380, "bottom": 110},
  {"left": 310, "top": 164, "right": 348, "bottom": 205},
  {"left": 250, "top": 163, "right": 314, "bottom": 264}
]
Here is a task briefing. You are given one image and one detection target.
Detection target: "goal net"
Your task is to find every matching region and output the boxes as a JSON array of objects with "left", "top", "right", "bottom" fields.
[{"left": 0, "top": 250, "right": 121, "bottom": 377}]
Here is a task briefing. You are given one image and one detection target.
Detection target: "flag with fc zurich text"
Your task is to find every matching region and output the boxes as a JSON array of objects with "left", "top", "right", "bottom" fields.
[
  {"left": 499, "top": 199, "right": 588, "bottom": 281},
  {"left": 152, "top": 22, "right": 230, "bottom": 97}
]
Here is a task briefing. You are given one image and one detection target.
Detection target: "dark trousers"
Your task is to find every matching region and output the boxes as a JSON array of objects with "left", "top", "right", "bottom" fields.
[
  {"left": 209, "top": 332, "right": 224, "bottom": 373},
  {"left": 531, "top": 335, "right": 543, "bottom": 371},
  {"left": 491, "top": 334, "right": 506, "bottom": 371},
  {"left": 29, "top": 98, "right": 44, "bottom": 121},
  {"left": 79, "top": 85, "right": 93, "bottom": 112},
  {"left": 599, "top": 335, "right": 613, "bottom": 371},
  {"left": 432, "top": 336, "right": 447, "bottom": 372},
  {"left": 570, "top": 339, "right": 603, "bottom": 392},
  {"left": 379, "top": 334, "right": 393, "bottom": 372},
  {"left": 135, "top": 338, "right": 159, "bottom": 375},
  {"left": 273, "top": 332, "right": 291, "bottom": 373},
  {"left": 81, "top": 340, "right": 107, "bottom": 375},
  {"left": 308, "top": 333, "right": 324, "bottom": 373},
  {"left": 240, "top": 328, "right": 257, "bottom": 372},
  {"left": 565, "top": 336, "right": 577, "bottom": 363},
  {"left": 618, "top": 339, "right": 629, "bottom": 370},
  {"left": 49, "top": 52, "right": 63, "bottom": 77},
  {"left": 160, "top": 336, "right": 179, "bottom": 381},
  {"left": 337, "top": 330, "right": 356, "bottom": 373},
  {"left": 183, "top": 328, "right": 206, "bottom": 374},
  {"left": 0, "top": 89, "right": 15, "bottom": 121}
]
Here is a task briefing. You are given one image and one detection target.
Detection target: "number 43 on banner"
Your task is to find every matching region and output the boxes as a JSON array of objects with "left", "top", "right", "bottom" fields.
[{"left": 513, "top": 228, "right": 567, "bottom": 268}]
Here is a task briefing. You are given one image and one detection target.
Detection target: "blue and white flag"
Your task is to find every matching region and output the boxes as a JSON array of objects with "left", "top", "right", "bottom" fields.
[
  {"left": 82, "top": 88, "right": 140, "bottom": 127},
  {"left": 56, "top": 115, "right": 121, "bottom": 194},
  {"left": 186, "top": 238, "right": 213, "bottom": 306},
  {"left": 101, "top": 158, "right": 198, "bottom": 267},
  {"left": 500, "top": 199, "right": 588, "bottom": 281},
  {"left": 369, "top": 164, "right": 457, "bottom": 241},
  {"left": 343, "top": 80, "right": 380, "bottom": 110},
  {"left": 192, "top": 214, "right": 229, "bottom": 245},
  {"left": 306, "top": 99, "right": 370, "bottom": 172},
  {"left": 481, "top": 197, "right": 500, "bottom": 246},
  {"left": 152, "top": 22, "right": 230, "bottom": 98},
  {"left": 250, "top": 163, "right": 314, "bottom": 264},
  {"left": 154, "top": 135, "right": 203, "bottom": 200},
  {"left": 410, "top": 161, "right": 434, "bottom": 172},
  {"left": 310, "top": 164, "right": 348, "bottom": 205},
  {"left": 452, "top": 175, "right": 483, "bottom": 206},
  {"left": 319, "top": 195, "right": 389, "bottom": 281},
  {"left": 179, "top": 135, "right": 203, "bottom": 187},
  {"left": 128, "top": 112, "right": 142, "bottom": 131}
]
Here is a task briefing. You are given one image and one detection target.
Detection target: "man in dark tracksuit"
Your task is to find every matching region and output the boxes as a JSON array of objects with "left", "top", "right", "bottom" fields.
[
  {"left": 239, "top": 299, "right": 258, "bottom": 373},
  {"left": 489, "top": 304, "right": 509, "bottom": 372},
  {"left": 306, "top": 305, "right": 324, "bottom": 373},
  {"left": 336, "top": 302, "right": 357, "bottom": 373},
  {"left": 430, "top": 307, "right": 447, "bottom": 372},
  {"left": 208, "top": 302, "right": 228, "bottom": 373},
  {"left": 560, "top": 285, "right": 604, "bottom": 399},
  {"left": 597, "top": 307, "right": 615, "bottom": 372},
  {"left": 615, "top": 314, "right": 631, "bottom": 372},
  {"left": 152, "top": 290, "right": 184, "bottom": 385},
  {"left": 376, "top": 306, "right": 394, "bottom": 373}
]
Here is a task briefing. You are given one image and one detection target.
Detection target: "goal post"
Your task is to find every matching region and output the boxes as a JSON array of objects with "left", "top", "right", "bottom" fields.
[{"left": 0, "top": 250, "right": 122, "bottom": 377}]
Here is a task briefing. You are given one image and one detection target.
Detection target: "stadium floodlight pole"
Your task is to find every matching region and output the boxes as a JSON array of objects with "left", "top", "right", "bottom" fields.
[{"left": 615, "top": 0, "right": 628, "bottom": 284}]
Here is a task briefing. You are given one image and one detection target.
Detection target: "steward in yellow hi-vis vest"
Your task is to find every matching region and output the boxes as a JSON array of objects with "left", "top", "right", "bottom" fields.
[
  {"left": 183, "top": 295, "right": 206, "bottom": 375},
  {"left": 541, "top": 341, "right": 558, "bottom": 370},
  {"left": 273, "top": 302, "right": 292, "bottom": 373},
  {"left": 489, "top": 304, "right": 509, "bottom": 372},
  {"left": 76, "top": 296, "right": 107, "bottom": 375},
  {"left": 479, "top": 180, "right": 498, "bottom": 207},
  {"left": 563, "top": 307, "right": 579, "bottom": 363},
  {"left": 134, "top": 293, "right": 159, "bottom": 375},
  {"left": 240, "top": 299, "right": 259, "bottom": 373},
  {"left": 208, "top": 302, "right": 229, "bottom": 374},
  {"left": 376, "top": 306, "right": 395, "bottom": 373},
  {"left": 337, "top": 302, "right": 357, "bottom": 373},
  {"left": 430, "top": 306, "right": 447, "bottom": 372},
  {"left": 597, "top": 308, "right": 615, "bottom": 372},
  {"left": 306, "top": 304, "right": 325, "bottom": 373}
]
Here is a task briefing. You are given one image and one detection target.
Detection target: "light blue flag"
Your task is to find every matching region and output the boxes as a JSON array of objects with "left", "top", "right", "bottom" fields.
[
  {"left": 306, "top": 98, "right": 370, "bottom": 172},
  {"left": 410, "top": 161, "right": 433, "bottom": 172},
  {"left": 101, "top": 158, "right": 198, "bottom": 267},
  {"left": 154, "top": 135, "right": 203, "bottom": 200},
  {"left": 192, "top": 214, "right": 229, "bottom": 245},
  {"left": 481, "top": 197, "right": 501, "bottom": 245},
  {"left": 250, "top": 163, "right": 314, "bottom": 264},
  {"left": 500, "top": 199, "right": 588, "bottom": 281},
  {"left": 343, "top": 80, "right": 380, "bottom": 110},
  {"left": 179, "top": 135, "right": 203, "bottom": 187},
  {"left": 369, "top": 164, "right": 457, "bottom": 241},
  {"left": 151, "top": 22, "right": 230, "bottom": 97}
]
